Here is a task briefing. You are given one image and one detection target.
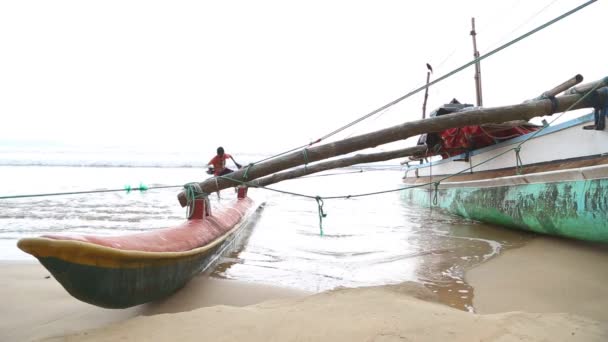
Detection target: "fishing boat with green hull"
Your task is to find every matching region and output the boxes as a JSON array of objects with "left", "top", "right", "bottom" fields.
[
  {"left": 18, "top": 193, "right": 260, "bottom": 308},
  {"left": 401, "top": 80, "right": 608, "bottom": 243}
]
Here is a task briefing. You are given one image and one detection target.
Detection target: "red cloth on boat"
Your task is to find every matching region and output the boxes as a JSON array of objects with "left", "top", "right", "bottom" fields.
[{"left": 439, "top": 125, "right": 539, "bottom": 158}]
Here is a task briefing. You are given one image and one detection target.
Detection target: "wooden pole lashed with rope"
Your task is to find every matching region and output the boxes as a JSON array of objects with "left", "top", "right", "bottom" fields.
[
  {"left": 177, "top": 85, "right": 604, "bottom": 206},
  {"left": 251, "top": 145, "right": 427, "bottom": 188}
]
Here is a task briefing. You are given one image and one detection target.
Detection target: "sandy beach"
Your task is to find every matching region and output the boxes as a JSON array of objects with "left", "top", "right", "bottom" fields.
[
  {"left": 467, "top": 236, "right": 608, "bottom": 322},
  {"left": 2, "top": 236, "right": 608, "bottom": 342},
  {"left": 0, "top": 262, "right": 308, "bottom": 342}
]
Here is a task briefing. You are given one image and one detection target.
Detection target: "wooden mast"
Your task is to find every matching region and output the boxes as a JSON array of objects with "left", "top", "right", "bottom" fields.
[
  {"left": 422, "top": 64, "right": 432, "bottom": 119},
  {"left": 177, "top": 85, "right": 605, "bottom": 207},
  {"left": 471, "top": 17, "right": 483, "bottom": 107}
]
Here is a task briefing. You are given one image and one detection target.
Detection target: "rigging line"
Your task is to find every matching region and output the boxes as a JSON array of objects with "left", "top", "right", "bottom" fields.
[
  {"left": 485, "top": 0, "right": 562, "bottom": 53},
  {"left": 258, "top": 181, "right": 433, "bottom": 200},
  {"left": 251, "top": 143, "right": 311, "bottom": 165},
  {"left": 436, "top": 0, "right": 525, "bottom": 69},
  {"left": 244, "top": 0, "right": 595, "bottom": 168},
  {"left": 293, "top": 167, "right": 399, "bottom": 180},
  {"left": 0, "top": 185, "right": 183, "bottom": 200},
  {"left": 315, "top": 0, "right": 595, "bottom": 142},
  {"left": 300, "top": 169, "right": 364, "bottom": 178},
  {"left": 342, "top": 106, "right": 393, "bottom": 140}
]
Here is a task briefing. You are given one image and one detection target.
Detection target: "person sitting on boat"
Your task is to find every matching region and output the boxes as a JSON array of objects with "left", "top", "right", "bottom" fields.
[
  {"left": 208, "top": 146, "right": 242, "bottom": 177},
  {"left": 207, "top": 147, "right": 242, "bottom": 198}
]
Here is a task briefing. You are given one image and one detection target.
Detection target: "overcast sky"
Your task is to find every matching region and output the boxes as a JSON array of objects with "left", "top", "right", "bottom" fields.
[{"left": 1, "top": 0, "right": 605, "bottom": 155}]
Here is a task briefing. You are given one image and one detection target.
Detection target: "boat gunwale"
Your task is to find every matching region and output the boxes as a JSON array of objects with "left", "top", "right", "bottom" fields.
[{"left": 403, "top": 163, "right": 608, "bottom": 190}]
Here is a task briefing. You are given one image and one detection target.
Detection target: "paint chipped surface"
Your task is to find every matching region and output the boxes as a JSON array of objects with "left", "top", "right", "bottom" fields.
[{"left": 404, "top": 178, "right": 608, "bottom": 242}]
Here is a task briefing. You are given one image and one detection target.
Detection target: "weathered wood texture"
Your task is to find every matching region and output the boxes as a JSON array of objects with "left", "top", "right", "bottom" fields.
[
  {"left": 251, "top": 145, "right": 427, "bottom": 188},
  {"left": 177, "top": 90, "right": 602, "bottom": 206},
  {"left": 525, "top": 74, "right": 583, "bottom": 103},
  {"left": 565, "top": 77, "right": 608, "bottom": 95},
  {"left": 543, "top": 74, "right": 583, "bottom": 98}
]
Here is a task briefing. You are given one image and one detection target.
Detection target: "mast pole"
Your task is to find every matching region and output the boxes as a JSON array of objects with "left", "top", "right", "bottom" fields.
[
  {"left": 471, "top": 17, "right": 483, "bottom": 107},
  {"left": 422, "top": 66, "right": 432, "bottom": 119}
]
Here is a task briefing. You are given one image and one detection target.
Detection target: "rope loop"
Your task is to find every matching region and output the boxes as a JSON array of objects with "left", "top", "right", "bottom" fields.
[
  {"left": 432, "top": 182, "right": 440, "bottom": 206},
  {"left": 183, "top": 182, "right": 209, "bottom": 219},
  {"left": 315, "top": 196, "right": 327, "bottom": 236}
]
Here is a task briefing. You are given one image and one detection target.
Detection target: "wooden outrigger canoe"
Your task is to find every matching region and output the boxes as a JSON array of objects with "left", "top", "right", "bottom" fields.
[{"left": 18, "top": 193, "right": 259, "bottom": 308}]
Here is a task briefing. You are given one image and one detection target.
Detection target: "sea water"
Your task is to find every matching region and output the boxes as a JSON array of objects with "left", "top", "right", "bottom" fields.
[{"left": 0, "top": 146, "right": 532, "bottom": 311}]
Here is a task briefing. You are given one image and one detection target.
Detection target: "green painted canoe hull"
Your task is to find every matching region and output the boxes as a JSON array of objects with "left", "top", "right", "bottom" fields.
[
  {"left": 401, "top": 178, "right": 608, "bottom": 243},
  {"left": 37, "top": 251, "right": 215, "bottom": 309}
]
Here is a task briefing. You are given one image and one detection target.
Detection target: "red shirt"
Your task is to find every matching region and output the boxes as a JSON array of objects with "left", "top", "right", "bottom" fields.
[{"left": 208, "top": 154, "right": 232, "bottom": 176}]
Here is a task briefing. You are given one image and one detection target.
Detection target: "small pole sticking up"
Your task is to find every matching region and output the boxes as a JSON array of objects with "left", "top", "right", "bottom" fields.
[
  {"left": 471, "top": 17, "right": 483, "bottom": 107},
  {"left": 422, "top": 63, "right": 433, "bottom": 119}
]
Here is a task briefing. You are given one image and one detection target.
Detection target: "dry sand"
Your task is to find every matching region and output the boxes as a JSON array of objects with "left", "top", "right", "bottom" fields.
[
  {"left": 0, "top": 262, "right": 308, "bottom": 342},
  {"left": 2, "top": 236, "right": 608, "bottom": 342},
  {"left": 45, "top": 283, "right": 605, "bottom": 342}
]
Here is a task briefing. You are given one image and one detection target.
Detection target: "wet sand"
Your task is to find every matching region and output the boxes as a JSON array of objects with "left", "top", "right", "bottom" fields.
[
  {"left": 467, "top": 236, "right": 608, "bottom": 322},
  {"left": 2, "top": 236, "right": 608, "bottom": 341}
]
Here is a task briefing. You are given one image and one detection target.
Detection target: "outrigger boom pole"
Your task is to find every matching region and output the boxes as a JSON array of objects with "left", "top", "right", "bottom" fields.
[{"left": 177, "top": 77, "right": 606, "bottom": 207}]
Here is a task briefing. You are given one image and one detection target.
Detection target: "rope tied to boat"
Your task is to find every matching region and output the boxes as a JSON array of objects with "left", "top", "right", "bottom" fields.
[
  {"left": 432, "top": 182, "right": 440, "bottom": 206},
  {"left": 183, "top": 182, "right": 209, "bottom": 219},
  {"left": 514, "top": 147, "right": 524, "bottom": 175},
  {"left": 315, "top": 196, "right": 327, "bottom": 236}
]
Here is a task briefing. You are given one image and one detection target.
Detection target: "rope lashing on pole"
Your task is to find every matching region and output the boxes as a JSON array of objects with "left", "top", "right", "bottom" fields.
[
  {"left": 302, "top": 148, "right": 310, "bottom": 172},
  {"left": 242, "top": 163, "right": 254, "bottom": 180},
  {"left": 183, "top": 182, "right": 209, "bottom": 219}
]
